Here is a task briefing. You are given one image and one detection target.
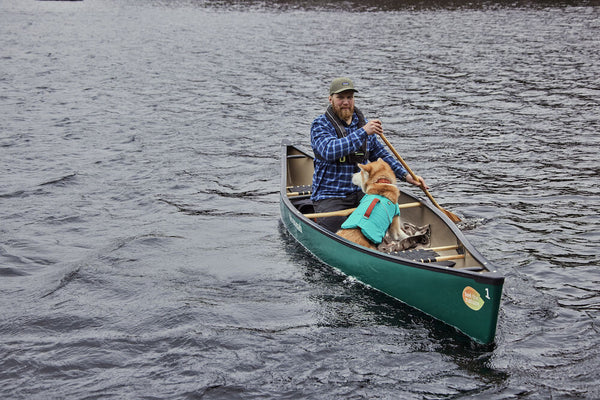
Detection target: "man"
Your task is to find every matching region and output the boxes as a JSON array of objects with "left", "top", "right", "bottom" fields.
[{"left": 310, "top": 77, "right": 427, "bottom": 232}]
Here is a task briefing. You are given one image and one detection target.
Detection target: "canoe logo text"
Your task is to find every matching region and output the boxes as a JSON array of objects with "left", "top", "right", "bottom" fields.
[
  {"left": 289, "top": 214, "right": 302, "bottom": 233},
  {"left": 462, "top": 286, "right": 485, "bottom": 311}
]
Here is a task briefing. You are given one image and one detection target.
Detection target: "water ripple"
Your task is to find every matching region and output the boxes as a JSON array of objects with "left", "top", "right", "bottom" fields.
[{"left": 1, "top": 1, "right": 599, "bottom": 399}]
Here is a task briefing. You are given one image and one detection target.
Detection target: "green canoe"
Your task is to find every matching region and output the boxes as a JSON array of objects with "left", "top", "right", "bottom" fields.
[{"left": 280, "top": 141, "right": 504, "bottom": 344}]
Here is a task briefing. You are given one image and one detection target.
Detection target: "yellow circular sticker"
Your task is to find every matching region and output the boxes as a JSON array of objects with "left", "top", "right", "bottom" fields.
[{"left": 462, "top": 286, "right": 485, "bottom": 311}]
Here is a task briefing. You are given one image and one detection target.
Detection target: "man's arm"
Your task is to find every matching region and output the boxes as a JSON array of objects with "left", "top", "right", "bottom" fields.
[{"left": 311, "top": 116, "right": 368, "bottom": 162}]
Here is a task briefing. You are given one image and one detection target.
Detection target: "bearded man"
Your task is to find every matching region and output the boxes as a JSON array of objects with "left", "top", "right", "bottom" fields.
[{"left": 310, "top": 77, "right": 426, "bottom": 232}]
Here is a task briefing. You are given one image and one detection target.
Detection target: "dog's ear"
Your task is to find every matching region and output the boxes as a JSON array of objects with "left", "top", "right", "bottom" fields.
[
  {"left": 358, "top": 163, "right": 370, "bottom": 175},
  {"left": 358, "top": 162, "right": 372, "bottom": 176}
]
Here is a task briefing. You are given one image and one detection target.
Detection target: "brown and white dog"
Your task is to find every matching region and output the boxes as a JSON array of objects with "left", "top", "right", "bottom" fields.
[{"left": 336, "top": 158, "right": 403, "bottom": 249}]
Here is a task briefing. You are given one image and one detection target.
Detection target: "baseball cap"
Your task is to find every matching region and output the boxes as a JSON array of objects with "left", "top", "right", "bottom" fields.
[{"left": 329, "top": 77, "right": 358, "bottom": 95}]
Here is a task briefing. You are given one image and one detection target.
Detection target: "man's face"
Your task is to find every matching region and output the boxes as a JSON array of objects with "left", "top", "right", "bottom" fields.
[{"left": 329, "top": 90, "right": 355, "bottom": 122}]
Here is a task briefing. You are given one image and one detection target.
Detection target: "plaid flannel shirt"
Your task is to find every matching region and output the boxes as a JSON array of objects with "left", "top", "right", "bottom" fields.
[{"left": 310, "top": 112, "right": 408, "bottom": 201}]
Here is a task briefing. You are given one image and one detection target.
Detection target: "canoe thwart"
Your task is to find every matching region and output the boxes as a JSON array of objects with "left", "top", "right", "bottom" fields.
[{"left": 303, "top": 202, "right": 422, "bottom": 219}]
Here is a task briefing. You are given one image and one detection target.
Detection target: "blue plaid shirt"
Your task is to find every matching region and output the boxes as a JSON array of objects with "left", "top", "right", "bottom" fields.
[{"left": 310, "top": 112, "right": 408, "bottom": 201}]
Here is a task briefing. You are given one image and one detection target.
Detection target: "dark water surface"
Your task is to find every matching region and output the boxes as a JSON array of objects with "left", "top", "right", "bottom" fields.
[{"left": 1, "top": 0, "right": 599, "bottom": 398}]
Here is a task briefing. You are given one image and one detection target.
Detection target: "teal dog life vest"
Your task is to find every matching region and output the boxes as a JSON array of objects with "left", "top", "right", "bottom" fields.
[{"left": 341, "top": 194, "right": 400, "bottom": 244}]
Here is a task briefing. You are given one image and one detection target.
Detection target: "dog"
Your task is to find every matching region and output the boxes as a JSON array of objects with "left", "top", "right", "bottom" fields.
[{"left": 336, "top": 158, "right": 404, "bottom": 249}]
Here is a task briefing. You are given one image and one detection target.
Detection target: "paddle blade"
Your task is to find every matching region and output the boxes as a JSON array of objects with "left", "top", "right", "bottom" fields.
[{"left": 444, "top": 209, "right": 461, "bottom": 223}]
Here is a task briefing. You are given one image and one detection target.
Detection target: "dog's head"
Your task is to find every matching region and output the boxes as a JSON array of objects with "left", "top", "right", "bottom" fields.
[{"left": 352, "top": 158, "right": 398, "bottom": 194}]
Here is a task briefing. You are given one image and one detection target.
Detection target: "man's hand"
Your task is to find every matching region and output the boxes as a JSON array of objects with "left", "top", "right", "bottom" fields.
[
  {"left": 363, "top": 119, "right": 383, "bottom": 135},
  {"left": 406, "top": 174, "right": 429, "bottom": 190}
]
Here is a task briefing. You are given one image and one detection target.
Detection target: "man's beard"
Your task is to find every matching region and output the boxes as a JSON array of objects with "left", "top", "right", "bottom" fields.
[{"left": 333, "top": 104, "right": 354, "bottom": 122}]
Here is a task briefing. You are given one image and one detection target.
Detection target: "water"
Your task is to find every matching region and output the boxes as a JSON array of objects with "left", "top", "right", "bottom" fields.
[{"left": 1, "top": 0, "right": 599, "bottom": 398}]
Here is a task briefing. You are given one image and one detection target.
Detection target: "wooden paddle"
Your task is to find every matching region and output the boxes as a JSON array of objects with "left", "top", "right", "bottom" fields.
[{"left": 377, "top": 132, "right": 461, "bottom": 223}]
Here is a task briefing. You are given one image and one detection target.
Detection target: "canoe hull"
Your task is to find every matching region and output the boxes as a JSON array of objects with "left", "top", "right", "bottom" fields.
[{"left": 280, "top": 142, "right": 503, "bottom": 344}]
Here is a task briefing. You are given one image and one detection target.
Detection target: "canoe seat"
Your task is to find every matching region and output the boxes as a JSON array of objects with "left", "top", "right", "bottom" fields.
[
  {"left": 389, "top": 248, "right": 456, "bottom": 268},
  {"left": 287, "top": 185, "right": 312, "bottom": 197},
  {"left": 432, "top": 260, "right": 457, "bottom": 268},
  {"left": 460, "top": 266, "right": 485, "bottom": 272}
]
